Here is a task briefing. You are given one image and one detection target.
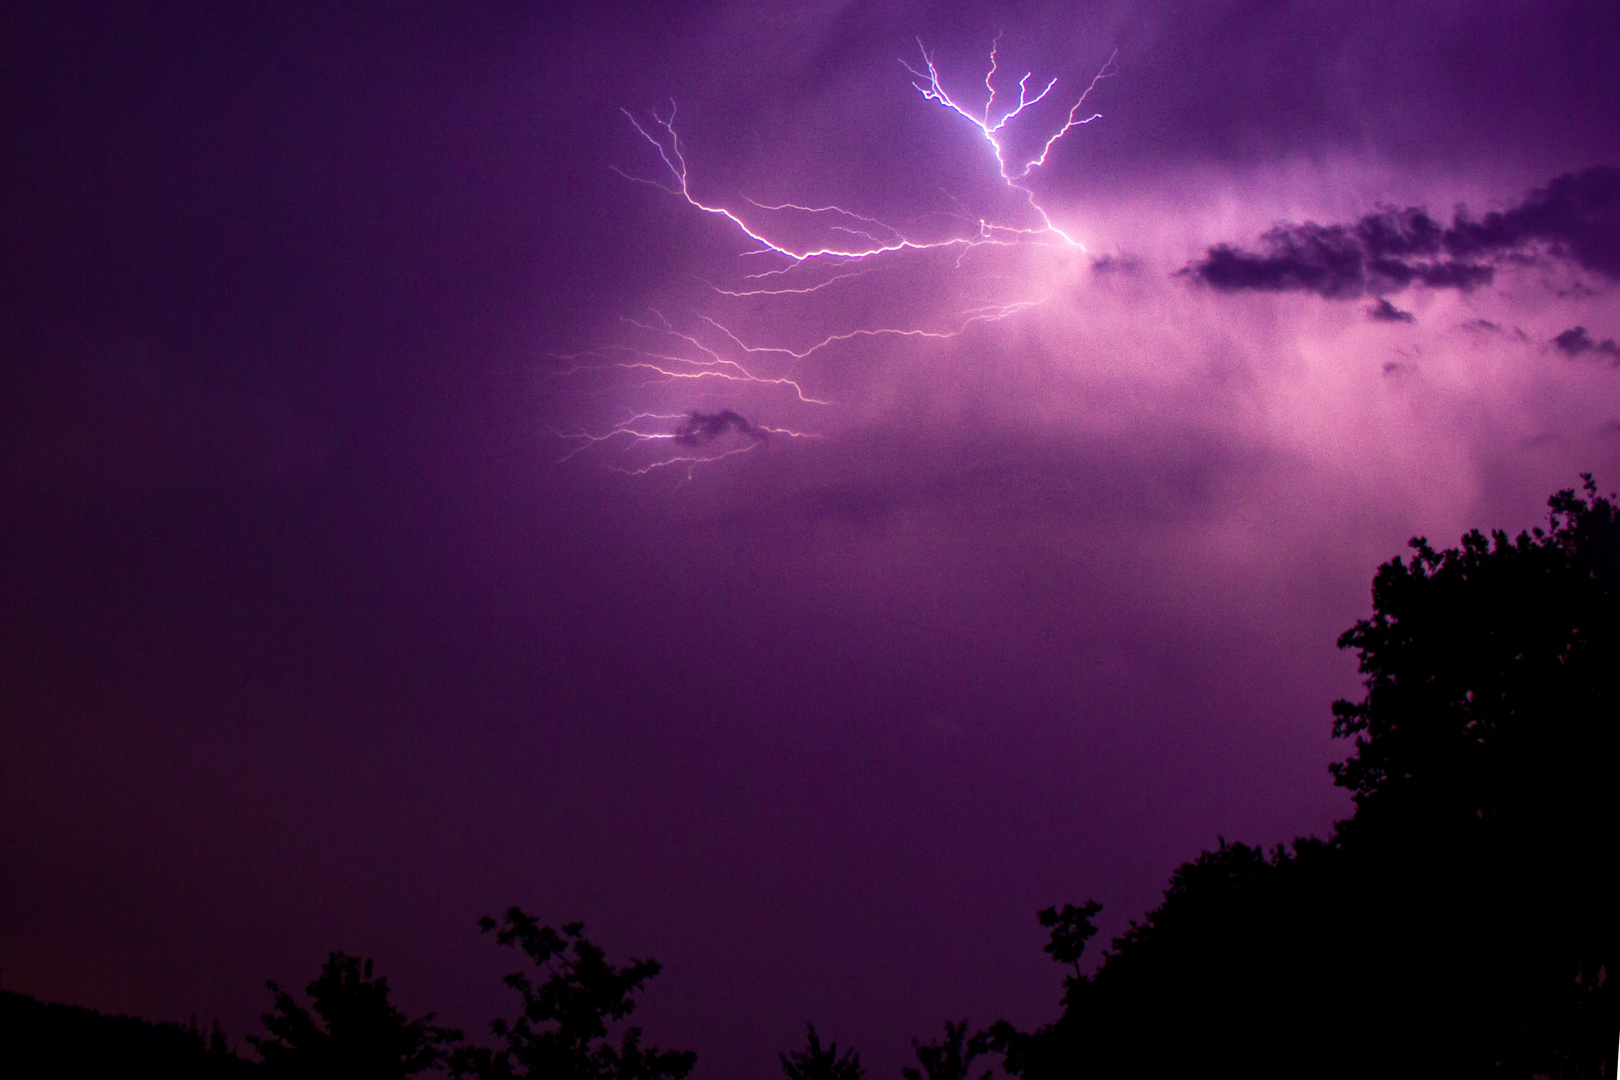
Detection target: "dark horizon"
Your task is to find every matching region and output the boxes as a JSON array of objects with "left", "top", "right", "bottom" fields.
[{"left": 3, "top": 3, "right": 1619, "bottom": 1077}]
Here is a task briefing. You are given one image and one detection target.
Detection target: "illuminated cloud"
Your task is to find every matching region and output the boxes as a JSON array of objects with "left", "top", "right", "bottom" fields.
[{"left": 554, "top": 40, "right": 1116, "bottom": 477}]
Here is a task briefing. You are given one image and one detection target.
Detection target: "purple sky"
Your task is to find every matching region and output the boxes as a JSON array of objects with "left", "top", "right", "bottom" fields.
[{"left": 4, "top": 3, "right": 1619, "bottom": 1078}]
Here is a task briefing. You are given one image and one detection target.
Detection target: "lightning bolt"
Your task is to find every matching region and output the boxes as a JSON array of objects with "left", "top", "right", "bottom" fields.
[
  {"left": 902, "top": 39, "right": 1119, "bottom": 245},
  {"left": 554, "top": 411, "right": 821, "bottom": 486},
  {"left": 555, "top": 38, "right": 1116, "bottom": 482}
]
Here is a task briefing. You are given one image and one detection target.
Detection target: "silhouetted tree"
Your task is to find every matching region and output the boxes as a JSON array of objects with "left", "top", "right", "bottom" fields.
[
  {"left": 989, "top": 478, "right": 1618, "bottom": 1079},
  {"left": 450, "top": 910, "right": 695, "bottom": 1080},
  {"left": 1326, "top": 475, "right": 1618, "bottom": 1076},
  {"left": 1333, "top": 477, "right": 1617, "bottom": 828},
  {"left": 250, "top": 952, "right": 460, "bottom": 1079},
  {"left": 2, "top": 990, "right": 256, "bottom": 1078},
  {"left": 903, "top": 1020, "right": 992, "bottom": 1080},
  {"left": 1035, "top": 902, "right": 1101, "bottom": 1001},
  {"left": 977, "top": 897, "right": 1107, "bottom": 1078},
  {"left": 779, "top": 1024, "right": 863, "bottom": 1080}
]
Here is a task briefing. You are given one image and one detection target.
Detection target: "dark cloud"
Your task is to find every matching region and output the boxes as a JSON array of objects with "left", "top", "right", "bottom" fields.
[
  {"left": 1090, "top": 253, "right": 1142, "bottom": 276},
  {"left": 1460, "top": 319, "right": 1531, "bottom": 341},
  {"left": 1553, "top": 326, "right": 1620, "bottom": 362},
  {"left": 1181, "top": 167, "right": 1620, "bottom": 298},
  {"left": 1355, "top": 207, "right": 1446, "bottom": 259},
  {"left": 1187, "top": 225, "right": 1367, "bottom": 299},
  {"left": 673, "top": 409, "right": 767, "bottom": 445},
  {"left": 1367, "top": 298, "right": 1415, "bottom": 323},
  {"left": 1446, "top": 167, "right": 1620, "bottom": 279},
  {"left": 1182, "top": 225, "right": 1492, "bottom": 299}
]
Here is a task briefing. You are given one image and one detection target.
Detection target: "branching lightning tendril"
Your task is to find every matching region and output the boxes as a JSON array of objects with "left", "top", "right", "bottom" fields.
[{"left": 553, "top": 39, "right": 1116, "bottom": 479}]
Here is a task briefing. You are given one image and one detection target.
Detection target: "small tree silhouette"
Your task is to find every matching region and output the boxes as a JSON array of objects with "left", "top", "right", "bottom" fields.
[
  {"left": 779, "top": 1024, "right": 863, "bottom": 1080},
  {"left": 1035, "top": 902, "right": 1102, "bottom": 986},
  {"left": 973, "top": 902, "right": 1105, "bottom": 1076},
  {"left": 902, "top": 1019, "right": 992, "bottom": 1080},
  {"left": 249, "top": 952, "right": 460, "bottom": 1078},
  {"left": 450, "top": 909, "right": 695, "bottom": 1080}
]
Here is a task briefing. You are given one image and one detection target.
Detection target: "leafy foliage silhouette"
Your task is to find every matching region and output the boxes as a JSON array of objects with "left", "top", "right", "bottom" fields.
[
  {"left": 779, "top": 1024, "right": 864, "bottom": 1080},
  {"left": 449, "top": 909, "right": 695, "bottom": 1080},
  {"left": 17, "top": 479, "right": 1614, "bottom": 1079},
  {"left": 902, "top": 1019, "right": 993, "bottom": 1080},
  {"left": 983, "top": 478, "right": 1618, "bottom": 1080},
  {"left": 250, "top": 952, "right": 460, "bottom": 1079},
  {"left": 1324, "top": 475, "right": 1618, "bottom": 1076},
  {"left": 1035, "top": 902, "right": 1101, "bottom": 994}
]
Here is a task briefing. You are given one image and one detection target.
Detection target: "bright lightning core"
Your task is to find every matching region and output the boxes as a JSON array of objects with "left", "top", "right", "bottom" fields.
[{"left": 551, "top": 39, "right": 1117, "bottom": 481}]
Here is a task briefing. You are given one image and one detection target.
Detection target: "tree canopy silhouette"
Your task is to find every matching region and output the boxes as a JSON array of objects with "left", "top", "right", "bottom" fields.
[
  {"left": 1332, "top": 477, "right": 1617, "bottom": 840},
  {"left": 987, "top": 478, "right": 1618, "bottom": 1079},
  {"left": 2, "top": 990, "right": 255, "bottom": 1078},
  {"left": 1324, "top": 475, "right": 1617, "bottom": 1076},
  {"left": 449, "top": 909, "right": 695, "bottom": 1080},
  {"left": 902, "top": 1019, "right": 992, "bottom": 1080},
  {"left": 779, "top": 1024, "right": 864, "bottom": 1080},
  {"left": 249, "top": 952, "right": 460, "bottom": 1079},
  {"left": 15, "top": 480, "right": 1614, "bottom": 1079},
  {"left": 1035, "top": 902, "right": 1101, "bottom": 999}
]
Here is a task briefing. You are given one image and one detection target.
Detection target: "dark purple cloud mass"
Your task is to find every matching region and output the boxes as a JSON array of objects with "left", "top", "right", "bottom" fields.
[
  {"left": 1181, "top": 167, "right": 1620, "bottom": 300},
  {"left": 3, "top": 3, "right": 1620, "bottom": 1079},
  {"left": 674, "top": 410, "right": 769, "bottom": 446},
  {"left": 1555, "top": 325, "right": 1620, "bottom": 362},
  {"left": 1366, "top": 298, "right": 1416, "bottom": 323}
]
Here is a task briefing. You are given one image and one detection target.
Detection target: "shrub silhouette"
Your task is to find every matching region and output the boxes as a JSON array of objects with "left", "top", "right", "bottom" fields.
[
  {"left": 779, "top": 1024, "right": 863, "bottom": 1080},
  {"left": 449, "top": 909, "right": 695, "bottom": 1080},
  {"left": 250, "top": 952, "right": 460, "bottom": 1078},
  {"left": 902, "top": 1019, "right": 992, "bottom": 1080}
]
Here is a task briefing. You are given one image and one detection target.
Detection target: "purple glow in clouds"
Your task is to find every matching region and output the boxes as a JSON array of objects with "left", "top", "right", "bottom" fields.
[
  {"left": 3, "top": 4, "right": 1620, "bottom": 1078},
  {"left": 553, "top": 41, "right": 1116, "bottom": 479}
]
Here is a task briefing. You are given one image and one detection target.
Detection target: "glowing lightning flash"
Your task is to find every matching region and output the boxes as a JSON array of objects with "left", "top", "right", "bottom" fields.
[
  {"left": 553, "top": 410, "right": 821, "bottom": 481},
  {"left": 554, "top": 39, "right": 1117, "bottom": 480},
  {"left": 903, "top": 38, "right": 1119, "bottom": 244},
  {"left": 614, "top": 106, "right": 927, "bottom": 263}
]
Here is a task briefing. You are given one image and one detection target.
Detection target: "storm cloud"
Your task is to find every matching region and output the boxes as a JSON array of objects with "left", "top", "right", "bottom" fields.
[
  {"left": 1554, "top": 326, "right": 1620, "bottom": 362},
  {"left": 674, "top": 409, "right": 767, "bottom": 446},
  {"left": 6, "top": 8, "right": 1620, "bottom": 1080},
  {"left": 1366, "top": 298, "right": 1416, "bottom": 323},
  {"left": 1182, "top": 167, "right": 1620, "bottom": 298}
]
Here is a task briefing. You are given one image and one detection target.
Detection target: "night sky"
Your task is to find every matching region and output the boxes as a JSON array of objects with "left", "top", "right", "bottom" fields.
[{"left": 4, "top": 3, "right": 1619, "bottom": 1077}]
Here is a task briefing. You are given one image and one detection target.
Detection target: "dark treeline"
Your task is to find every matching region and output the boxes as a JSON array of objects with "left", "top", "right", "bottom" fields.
[
  {"left": 0, "top": 990, "right": 256, "bottom": 1078},
  {"left": 5, "top": 480, "right": 1615, "bottom": 1078},
  {"left": 991, "top": 477, "right": 1617, "bottom": 1079}
]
